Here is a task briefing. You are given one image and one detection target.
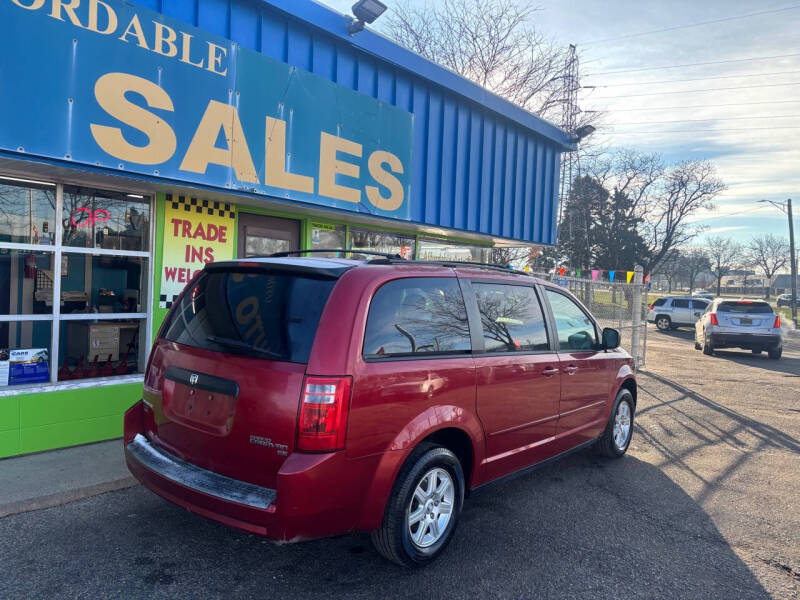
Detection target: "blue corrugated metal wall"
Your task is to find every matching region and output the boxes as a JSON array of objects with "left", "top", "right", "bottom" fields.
[{"left": 135, "top": 0, "right": 565, "bottom": 245}]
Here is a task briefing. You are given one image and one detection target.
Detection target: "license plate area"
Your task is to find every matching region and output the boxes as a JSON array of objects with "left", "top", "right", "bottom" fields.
[
  {"left": 739, "top": 318, "right": 752, "bottom": 325},
  {"left": 162, "top": 366, "right": 239, "bottom": 436}
]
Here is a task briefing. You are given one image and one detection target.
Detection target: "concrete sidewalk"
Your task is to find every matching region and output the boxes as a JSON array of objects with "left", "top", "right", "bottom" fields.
[{"left": 0, "top": 439, "right": 138, "bottom": 518}]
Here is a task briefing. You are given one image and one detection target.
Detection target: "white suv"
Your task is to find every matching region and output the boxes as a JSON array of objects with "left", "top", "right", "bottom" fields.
[
  {"left": 694, "top": 299, "right": 783, "bottom": 359},
  {"left": 648, "top": 296, "right": 711, "bottom": 330}
]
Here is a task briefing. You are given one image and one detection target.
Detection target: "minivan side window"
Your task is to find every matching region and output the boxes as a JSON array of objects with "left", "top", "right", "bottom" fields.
[
  {"left": 545, "top": 289, "right": 597, "bottom": 351},
  {"left": 473, "top": 283, "right": 548, "bottom": 352},
  {"left": 363, "top": 278, "right": 471, "bottom": 358}
]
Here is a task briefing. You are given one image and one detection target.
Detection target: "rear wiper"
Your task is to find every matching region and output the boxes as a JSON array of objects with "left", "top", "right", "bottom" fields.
[{"left": 206, "top": 335, "right": 282, "bottom": 359}]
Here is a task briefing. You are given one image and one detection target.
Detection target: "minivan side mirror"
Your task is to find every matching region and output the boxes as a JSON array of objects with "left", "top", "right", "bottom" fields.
[{"left": 601, "top": 327, "right": 620, "bottom": 350}]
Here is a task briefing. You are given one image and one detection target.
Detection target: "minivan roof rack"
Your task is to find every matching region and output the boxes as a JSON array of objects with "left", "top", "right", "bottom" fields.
[
  {"left": 365, "top": 257, "right": 529, "bottom": 275},
  {"left": 267, "top": 248, "right": 406, "bottom": 260}
]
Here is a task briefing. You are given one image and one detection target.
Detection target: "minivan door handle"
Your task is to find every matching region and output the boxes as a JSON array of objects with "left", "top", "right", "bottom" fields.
[
  {"left": 542, "top": 367, "right": 559, "bottom": 377},
  {"left": 563, "top": 365, "right": 578, "bottom": 375}
]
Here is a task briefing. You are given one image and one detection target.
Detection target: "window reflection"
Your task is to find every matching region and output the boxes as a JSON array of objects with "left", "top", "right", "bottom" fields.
[
  {"left": 350, "top": 228, "right": 415, "bottom": 259},
  {"left": 62, "top": 187, "right": 150, "bottom": 251},
  {"left": 474, "top": 284, "right": 548, "bottom": 352},
  {"left": 0, "top": 179, "right": 56, "bottom": 245}
]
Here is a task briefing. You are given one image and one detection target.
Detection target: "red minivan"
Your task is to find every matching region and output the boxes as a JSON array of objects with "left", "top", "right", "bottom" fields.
[{"left": 124, "top": 254, "right": 636, "bottom": 566}]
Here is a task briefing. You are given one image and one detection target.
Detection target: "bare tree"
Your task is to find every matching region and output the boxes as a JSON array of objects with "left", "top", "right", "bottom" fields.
[
  {"left": 384, "top": 0, "right": 569, "bottom": 121},
  {"left": 585, "top": 151, "right": 725, "bottom": 274},
  {"left": 707, "top": 236, "right": 743, "bottom": 297},
  {"left": 747, "top": 234, "right": 789, "bottom": 299},
  {"left": 681, "top": 247, "right": 712, "bottom": 292}
]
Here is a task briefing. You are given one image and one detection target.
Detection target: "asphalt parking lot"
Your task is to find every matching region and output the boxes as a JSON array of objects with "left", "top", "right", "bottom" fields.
[{"left": 0, "top": 325, "right": 798, "bottom": 599}]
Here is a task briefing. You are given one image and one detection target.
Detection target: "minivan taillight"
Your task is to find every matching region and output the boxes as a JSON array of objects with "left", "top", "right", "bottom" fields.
[
  {"left": 710, "top": 313, "right": 719, "bottom": 326},
  {"left": 774, "top": 315, "right": 781, "bottom": 328},
  {"left": 297, "top": 376, "right": 352, "bottom": 452}
]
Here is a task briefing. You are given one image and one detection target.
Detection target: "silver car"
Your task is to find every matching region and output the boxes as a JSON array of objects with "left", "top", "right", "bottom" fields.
[
  {"left": 648, "top": 296, "right": 710, "bottom": 330},
  {"left": 694, "top": 299, "right": 783, "bottom": 359}
]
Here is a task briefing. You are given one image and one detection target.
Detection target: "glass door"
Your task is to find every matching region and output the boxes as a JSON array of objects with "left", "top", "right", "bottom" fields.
[{"left": 237, "top": 214, "right": 300, "bottom": 258}]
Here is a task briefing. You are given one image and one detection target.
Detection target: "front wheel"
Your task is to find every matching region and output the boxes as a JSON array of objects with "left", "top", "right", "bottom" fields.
[
  {"left": 371, "top": 445, "right": 464, "bottom": 567},
  {"left": 655, "top": 316, "right": 671, "bottom": 331},
  {"left": 596, "top": 389, "right": 635, "bottom": 458}
]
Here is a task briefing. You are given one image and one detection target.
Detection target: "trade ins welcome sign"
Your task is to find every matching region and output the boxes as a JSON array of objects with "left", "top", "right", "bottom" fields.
[{"left": 0, "top": 0, "right": 413, "bottom": 220}]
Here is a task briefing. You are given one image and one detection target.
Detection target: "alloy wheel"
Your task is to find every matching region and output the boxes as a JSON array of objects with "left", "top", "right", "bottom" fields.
[
  {"left": 407, "top": 467, "right": 455, "bottom": 548},
  {"left": 613, "top": 400, "right": 632, "bottom": 451}
]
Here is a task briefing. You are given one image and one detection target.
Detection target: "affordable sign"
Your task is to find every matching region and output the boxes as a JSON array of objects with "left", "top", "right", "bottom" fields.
[{"left": 0, "top": 0, "right": 413, "bottom": 220}]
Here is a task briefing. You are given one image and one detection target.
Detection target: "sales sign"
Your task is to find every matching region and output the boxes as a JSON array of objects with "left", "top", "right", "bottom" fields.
[{"left": 0, "top": 0, "right": 413, "bottom": 220}]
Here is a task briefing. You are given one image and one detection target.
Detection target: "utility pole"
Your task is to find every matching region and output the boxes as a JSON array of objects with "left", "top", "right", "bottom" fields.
[
  {"left": 759, "top": 198, "right": 797, "bottom": 326},
  {"left": 788, "top": 198, "right": 797, "bottom": 327}
]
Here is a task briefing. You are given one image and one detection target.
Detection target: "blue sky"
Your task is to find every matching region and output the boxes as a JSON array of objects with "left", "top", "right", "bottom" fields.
[{"left": 319, "top": 0, "right": 798, "bottom": 245}]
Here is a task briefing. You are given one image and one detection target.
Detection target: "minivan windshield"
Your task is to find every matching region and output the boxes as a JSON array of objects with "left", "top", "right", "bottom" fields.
[
  {"left": 717, "top": 302, "right": 773, "bottom": 314},
  {"left": 161, "top": 269, "right": 336, "bottom": 363}
]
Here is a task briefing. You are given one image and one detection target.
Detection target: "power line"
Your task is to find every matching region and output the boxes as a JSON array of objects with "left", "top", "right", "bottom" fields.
[
  {"left": 589, "top": 52, "right": 800, "bottom": 76},
  {"left": 578, "top": 4, "right": 800, "bottom": 47},
  {"left": 608, "top": 114, "right": 800, "bottom": 126},
  {"left": 585, "top": 81, "right": 800, "bottom": 99},
  {"left": 584, "top": 69, "right": 800, "bottom": 88},
  {"left": 583, "top": 99, "right": 800, "bottom": 112},
  {"left": 596, "top": 125, "right": 800, "bottom": 134}
]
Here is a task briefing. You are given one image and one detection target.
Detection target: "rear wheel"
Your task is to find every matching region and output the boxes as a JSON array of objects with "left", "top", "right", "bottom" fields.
[
  {"left": 694, "top": 340, "right": 701, "bottom": 350},
  {"left": 371, "top": 445, "right": 464, "bottom": 567},
  {"left": 768, "top": 347, "right": 782, "bottom": 360},
  {"left": 596, "top": 389, "right": 635, "bottom": 458},
  {"left": 655, "top": 316, "right": 671, "bottom": 331},
  {"left": 702, "top": 333, "right": 714, "bottom": 356}
]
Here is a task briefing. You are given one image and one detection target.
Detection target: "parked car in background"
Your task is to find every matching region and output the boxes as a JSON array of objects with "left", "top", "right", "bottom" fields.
[
  {"left": 692, "top": 290, "right": 715, "bottom": 301},
  {"left": 776, "top": 293, "right": 794, "bottom": 308},
  {"left": 124, "top": 254, "right": 637, "bottom": 567},
  {"left": 648, "top": 296, "right": 711, "bottom": 330},
  {"left": 694, "top": 299, "right": 783, "bottom": 359}
]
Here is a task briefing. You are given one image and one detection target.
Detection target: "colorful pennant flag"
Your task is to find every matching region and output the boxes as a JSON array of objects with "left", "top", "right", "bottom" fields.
[
  {"left": 576, "top": 269, "right": 581, "bottom": 277},
  {"left": 608, "top": 270, "right": 615, "bottom": 282},
  {"left": 626, "top": 271, "right": 634, "bottom": 283},
  {"left": 558, "top": 267, "right": 566, "bottom": 276},
  {"left": 591, "top": 270, "right": 599, "bottom": 281},
  {"left": 645, "top": 273, "right": 651, "bottom": 283}
]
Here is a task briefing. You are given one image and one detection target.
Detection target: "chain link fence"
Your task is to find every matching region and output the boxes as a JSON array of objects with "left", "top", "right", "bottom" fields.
[{"left": 546, "top": 271, "right": 648, "bottom": 369}]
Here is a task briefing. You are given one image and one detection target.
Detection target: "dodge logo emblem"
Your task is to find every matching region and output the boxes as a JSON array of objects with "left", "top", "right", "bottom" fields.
[{"left": 189, "top": 373, "right": 199, "bottom": 385}]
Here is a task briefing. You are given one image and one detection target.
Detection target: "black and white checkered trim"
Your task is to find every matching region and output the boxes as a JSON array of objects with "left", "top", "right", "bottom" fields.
[
  {"left": 159, "top": 293, "right": 180, "bottom": 309},
  {"left": 166, "top": 193, "right": 235, "bottom": 219}
]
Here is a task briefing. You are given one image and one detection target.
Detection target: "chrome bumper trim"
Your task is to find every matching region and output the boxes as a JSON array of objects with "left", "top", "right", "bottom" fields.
[{"left": 127, "top": 433, "right": 276, "bottom": 510}]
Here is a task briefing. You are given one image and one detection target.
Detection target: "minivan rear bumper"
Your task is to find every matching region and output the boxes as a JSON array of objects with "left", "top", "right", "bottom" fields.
[{"left": 124, "top": 401, "right": 384, "bottom": 541}]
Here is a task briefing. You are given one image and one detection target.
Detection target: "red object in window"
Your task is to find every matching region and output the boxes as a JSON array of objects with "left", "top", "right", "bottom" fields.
[
  {"left": 115, "top": 352, "right": 129, "bottom": 376},
  {"left": 87, "top": 355, "right": 100, "bottom": 378},
  {"left": 24, "top": 253, "right": 37, "bottom": 278},
  {"left": 101, "top": 354, "right": 115, "bottom": 377}
]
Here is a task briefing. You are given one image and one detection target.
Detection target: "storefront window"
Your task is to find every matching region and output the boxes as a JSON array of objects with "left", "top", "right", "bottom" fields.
[
  {"left": 57, "top": 318, "right": 145, "bottom": 381},
  {"left": 0, "top": 177, "right": 151, "bottom": 389},
  {"left": 418, "top": 239, "right": 491, "bottom": 263},
  {"left": 59, "top": 254, "right": 147, "bottom": 314},
  {"left": 309, "top": 223, "right": 346, "bottom": 257},
  {"left": 0, "top": 326, "right": 52, "bottom": 387},
  {"left": 0, "top": 177, "right": 56, "bottom": 245},
  {"left": 62, "top": 186, "right": 150, "bottom": 251},
  {"left": 0, "top": 249, "right": 54, "bottom": 315},
  {"left": 350, "top": 228, "right": 415, "bottom": 259}
]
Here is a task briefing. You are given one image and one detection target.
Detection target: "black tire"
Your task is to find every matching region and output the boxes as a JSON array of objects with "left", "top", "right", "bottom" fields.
[
  {"left": 596, "top": 389, "right": 635, "bottom": 458},
  {"left": 694, "top": 340, "right": 701, "bottom": 350},
  {"left": 768, "top": 347, "right": 782, "bottom": 360},
  {"left": 702, "top": 333, "right": 714, "bottom": 356},
  {"left": 655, "top": 315, "right": 671, "bottom": 331},
  {"left": 371, "top": 444, "right": 464, "bottom": 567}
]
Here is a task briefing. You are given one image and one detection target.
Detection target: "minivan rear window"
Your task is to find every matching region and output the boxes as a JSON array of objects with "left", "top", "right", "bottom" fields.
[
  {"left": 161, "top": 270, "right": 335, "bottom": 363},
  {"left": 717, "top": 302, "right": 773, "bottom": 314}
]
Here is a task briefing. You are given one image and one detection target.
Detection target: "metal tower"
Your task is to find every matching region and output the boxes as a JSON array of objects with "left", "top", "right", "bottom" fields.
[{"left": 558, "top": 44, "right": 580, "bottom": 228}]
